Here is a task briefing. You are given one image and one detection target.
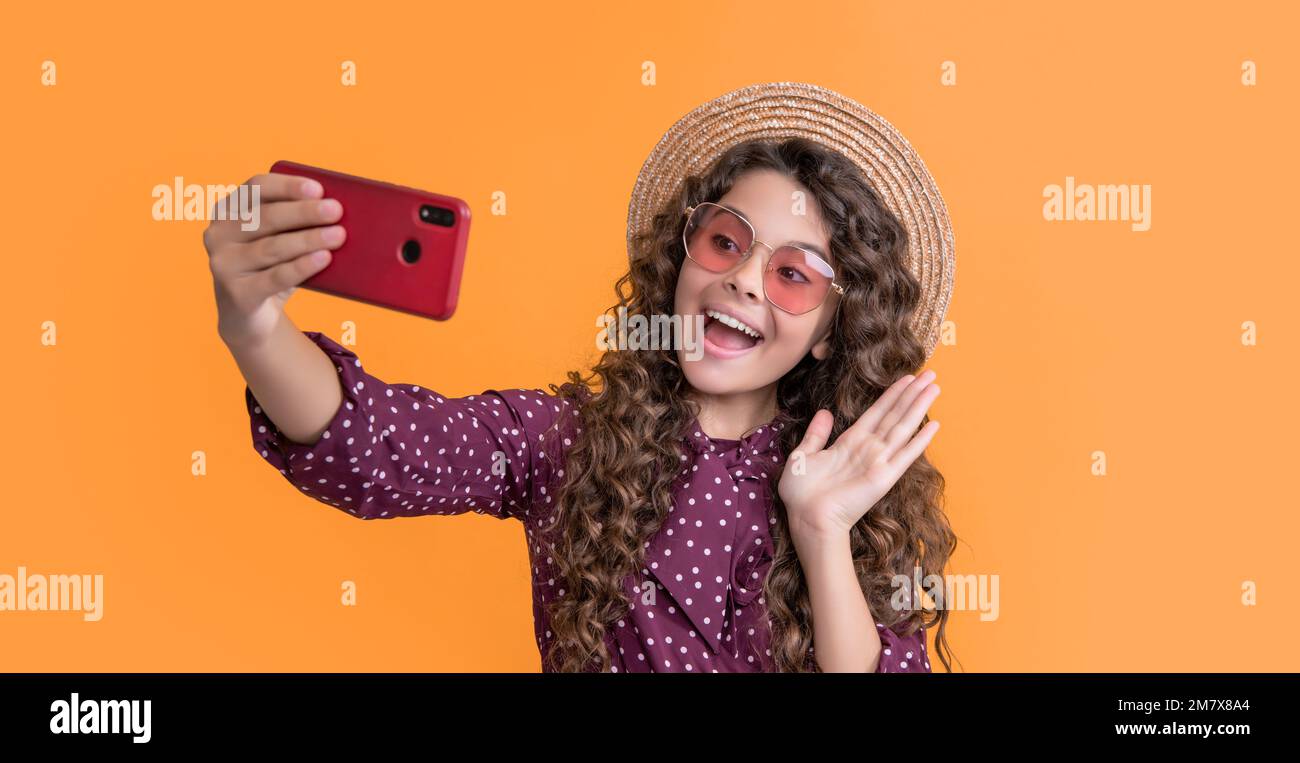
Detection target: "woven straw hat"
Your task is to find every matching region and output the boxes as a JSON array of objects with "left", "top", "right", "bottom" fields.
[{"left": 626, "top": 81, "right": 955, "bottom": 360}]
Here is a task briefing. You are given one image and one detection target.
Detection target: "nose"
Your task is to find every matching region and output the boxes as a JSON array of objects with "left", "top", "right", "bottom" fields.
[{"left": 723, "top": 242, "right": 770, "bottom": 305}]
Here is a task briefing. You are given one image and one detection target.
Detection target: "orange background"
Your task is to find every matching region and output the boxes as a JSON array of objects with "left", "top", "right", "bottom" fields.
[{"left": 1, "top": 0, "right": 1295, "bottom": 671}]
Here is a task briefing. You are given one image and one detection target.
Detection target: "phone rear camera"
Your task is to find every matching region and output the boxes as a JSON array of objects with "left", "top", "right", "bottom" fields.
[
  {"left": 400, "top": 239, "right": 422, "bottom": 264},
  {"left": 419, "top": 204, "right": 456, "bottom": 228}
]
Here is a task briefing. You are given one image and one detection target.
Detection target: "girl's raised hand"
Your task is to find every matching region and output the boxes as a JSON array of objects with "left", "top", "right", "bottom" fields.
[
  {"left": 204, "top": 172, "right": 347, "bottom": 349},
  {"left": 777, "top": 371, "right": 942, "bottom": 541}
]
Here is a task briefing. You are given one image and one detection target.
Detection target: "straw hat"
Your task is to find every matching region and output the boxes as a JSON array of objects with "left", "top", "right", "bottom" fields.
[{"left": 626, "top": 81, "right": 955, "bottom": 360}]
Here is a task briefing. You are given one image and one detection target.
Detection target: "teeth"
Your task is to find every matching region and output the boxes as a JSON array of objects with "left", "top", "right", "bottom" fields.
[{"left": 706, "top": 309, "right": 763, "bottom": 340}]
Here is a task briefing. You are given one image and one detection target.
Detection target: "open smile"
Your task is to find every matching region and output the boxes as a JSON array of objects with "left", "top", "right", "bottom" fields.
[{"left": 701, "top": 306, "right": 765, "bottom": 359}]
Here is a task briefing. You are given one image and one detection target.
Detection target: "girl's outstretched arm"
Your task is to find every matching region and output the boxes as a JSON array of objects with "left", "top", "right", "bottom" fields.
[
  {"left": 228, "top": 312, "right": 347, "bottom": 447},
  {"left": 243, "top": 329, "right": 572, "bottom": 522}
]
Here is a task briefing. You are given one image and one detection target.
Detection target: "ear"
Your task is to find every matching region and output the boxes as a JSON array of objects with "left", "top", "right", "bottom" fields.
[{"left": 810, "top": 324, "right": 834, "bottom": 361}]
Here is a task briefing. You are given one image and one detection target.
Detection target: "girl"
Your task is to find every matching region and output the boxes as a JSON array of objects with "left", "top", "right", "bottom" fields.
[{"left": 208, "top": 83, "right": 958, "bottom": 673}]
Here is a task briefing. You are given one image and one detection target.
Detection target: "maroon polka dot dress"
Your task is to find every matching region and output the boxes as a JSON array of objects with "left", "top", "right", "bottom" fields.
[{"left": 246, "top": 331, "right": 931, "bottom": 673}]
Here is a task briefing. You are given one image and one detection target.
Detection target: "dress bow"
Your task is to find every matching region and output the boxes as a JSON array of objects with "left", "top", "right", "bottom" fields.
[{"left": 643, "top": 419, "right": 789, "bottom": 656}]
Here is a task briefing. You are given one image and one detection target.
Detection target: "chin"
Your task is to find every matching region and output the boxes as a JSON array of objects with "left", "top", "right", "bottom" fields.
[{"left": 677, "top": 349, "right": 776, "bottom": 396}]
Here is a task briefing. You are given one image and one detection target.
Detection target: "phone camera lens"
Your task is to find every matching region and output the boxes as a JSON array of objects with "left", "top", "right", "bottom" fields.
[
  {"left": 401, "top": 239, "right": 421, "bottom": 264},
  {"left": 419, "top": 204, "right": 455, "bottom": 228}
]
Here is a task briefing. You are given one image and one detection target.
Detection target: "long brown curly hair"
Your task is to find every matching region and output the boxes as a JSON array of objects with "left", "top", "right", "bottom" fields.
[{"left": 538, "top": 136, "right": 958, "bottom": 672}]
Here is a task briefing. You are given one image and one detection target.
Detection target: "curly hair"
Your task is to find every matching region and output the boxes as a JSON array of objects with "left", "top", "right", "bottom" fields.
[{"left": 537, "top": 136, "right": 958, "bottom": 672}]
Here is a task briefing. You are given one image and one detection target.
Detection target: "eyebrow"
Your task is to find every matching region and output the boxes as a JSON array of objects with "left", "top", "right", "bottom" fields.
[{"left": 717, "top": 203, "right": 830, "bottom": 260}]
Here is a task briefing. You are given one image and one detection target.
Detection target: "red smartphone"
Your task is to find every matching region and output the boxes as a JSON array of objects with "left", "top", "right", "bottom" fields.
[{"left": 269, "top": 160, "right": 471, "bottom": 320}]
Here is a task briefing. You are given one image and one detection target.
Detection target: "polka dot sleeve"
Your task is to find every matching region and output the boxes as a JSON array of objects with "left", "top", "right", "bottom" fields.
[
  {"left": 245, "top": 330, "right": 571, "bottom": 522},
  {"left": 876, "top": 621, "right": 931, "bottom": 673}
]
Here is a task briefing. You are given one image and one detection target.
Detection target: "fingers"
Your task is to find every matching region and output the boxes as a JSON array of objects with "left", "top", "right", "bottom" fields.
[
  {"left": 247, "top": 222, "right": 346, "bottom": 271},
  {"left": 208, "top": 197, "right": 345, "bottom": 278},
  {"left": 836, "top": 371, "right": 927, "bottom": 448},
  {"left": 244, "top": 172, "right": 324, "bottom": 204},
  {"left": 248, "top": 249, "right": 333, "bottom": 303},
  {"left": 875, "top": 370, "right": 937, "bottom": 436},
  {"left": 882, "top": 383, "right": 941, "bottom": 452},
  {"left": 204, "top": 173, "right": 328, "bottom": 248},
  {"left": 231, "top": 197, "right": 343, "bottom": 242},
  {"left": 888, "top": 420, "right": 941, "bottom": 472},
  {"left": 793, "top": 408, "right": 834, "bottom": 456}
]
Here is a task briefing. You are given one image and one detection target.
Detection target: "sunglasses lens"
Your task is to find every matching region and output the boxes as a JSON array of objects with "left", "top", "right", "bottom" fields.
[
  {"left": 765, "top": 247, "right": 834, "bottom": 314},
  {"left": 684, "top": 203, "right": 839, "bottom": 314},
  {"left": 684, "top": 205, "right": 752, "bottom": 272}
]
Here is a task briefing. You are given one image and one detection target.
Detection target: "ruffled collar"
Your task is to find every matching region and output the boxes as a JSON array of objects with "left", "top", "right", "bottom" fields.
[{"left": 679, "top": 415, "right": 788, "bottom": 459}]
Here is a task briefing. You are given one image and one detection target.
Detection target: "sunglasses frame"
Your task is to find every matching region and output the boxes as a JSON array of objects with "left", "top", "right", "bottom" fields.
[{"left": 681, "top": 201, "right": 847, "bottom": 316}]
